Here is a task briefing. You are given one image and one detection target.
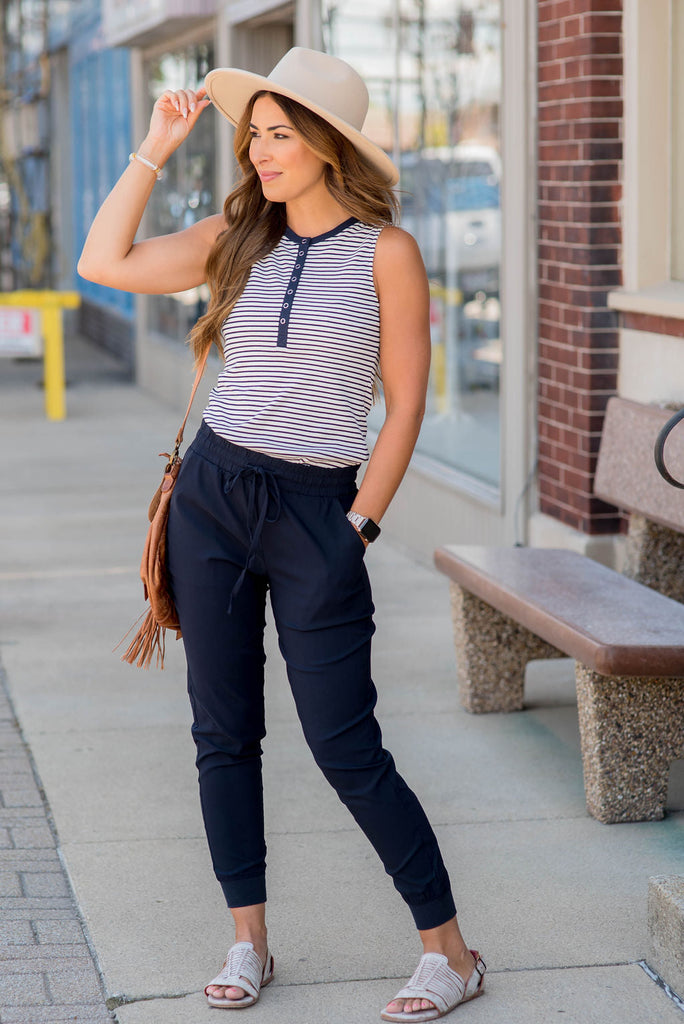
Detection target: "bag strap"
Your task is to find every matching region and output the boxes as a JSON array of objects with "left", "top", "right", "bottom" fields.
[{"left": 169, "top": 346, "right": 211, "bottom": 465}]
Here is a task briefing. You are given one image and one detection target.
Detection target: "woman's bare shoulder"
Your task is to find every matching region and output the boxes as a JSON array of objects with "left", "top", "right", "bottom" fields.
[
  {"left": 375, "top": 225, "right": 424, "bottom": 267},
  {"left": 374, "top": 225, "right": 426, "bottom": 289}
]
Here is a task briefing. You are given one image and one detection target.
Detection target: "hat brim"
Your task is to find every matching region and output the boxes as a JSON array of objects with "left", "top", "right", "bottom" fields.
[{"left": 204, "top": 67, "right": 399, "bottom": 187}]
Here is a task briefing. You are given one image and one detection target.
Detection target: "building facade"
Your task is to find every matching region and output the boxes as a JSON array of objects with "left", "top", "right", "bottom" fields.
[
  {"left": 532, "top": 0, "right": 624, "bottom": 558},
  {"left": 1, "top": 1, "right": 136, "bottom": 365}
]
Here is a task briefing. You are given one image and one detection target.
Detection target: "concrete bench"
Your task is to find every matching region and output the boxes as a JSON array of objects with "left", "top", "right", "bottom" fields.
[{"left": 434, "top": 397, "right": 684, "bottom": 824}]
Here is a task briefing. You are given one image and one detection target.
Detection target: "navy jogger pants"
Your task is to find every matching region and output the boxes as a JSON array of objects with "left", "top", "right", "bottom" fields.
[{"left": 166, "top": 420, "right": 456, "bottom": 931}]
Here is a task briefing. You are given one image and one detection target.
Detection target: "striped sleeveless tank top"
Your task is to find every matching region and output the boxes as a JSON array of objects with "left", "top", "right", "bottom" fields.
[{"left": 202, "top": 217, "right": 383, "bottom": 468}]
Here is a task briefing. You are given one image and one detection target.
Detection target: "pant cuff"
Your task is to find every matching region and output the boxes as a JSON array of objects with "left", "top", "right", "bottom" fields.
[
  {"left": 406, "top": 889, "right": 457, "bottom": 931},
  {"left": 219, "top": 875, "right": 267, "bottom": 909}
]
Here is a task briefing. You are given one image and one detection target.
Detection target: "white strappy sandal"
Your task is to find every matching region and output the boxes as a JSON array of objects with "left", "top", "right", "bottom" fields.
[
  {"left": 381, "top": 950, "right": 486, "bottom": 1022},
  {"left": 205, "top": 941, "right": 275, "bottom": 1009}
]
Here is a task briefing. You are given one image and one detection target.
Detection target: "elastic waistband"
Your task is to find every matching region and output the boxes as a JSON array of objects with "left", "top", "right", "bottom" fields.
[{"left": 190, "top": 421, "right": 359, "bottom": 495}]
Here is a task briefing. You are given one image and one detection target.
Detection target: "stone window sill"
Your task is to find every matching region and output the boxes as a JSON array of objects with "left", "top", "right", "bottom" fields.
[{"left": 608, "top": 282, "right": 684, "bottom": 320}]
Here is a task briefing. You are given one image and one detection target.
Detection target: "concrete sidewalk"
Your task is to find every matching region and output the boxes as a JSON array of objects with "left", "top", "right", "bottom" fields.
[{"left": 1, "top": 336, "right": 683, "bottom": 1024}]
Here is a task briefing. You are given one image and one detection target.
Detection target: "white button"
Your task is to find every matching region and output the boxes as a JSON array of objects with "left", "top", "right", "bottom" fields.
[{"left": 280, "top": 318, "right": 286, "bottom": 324}]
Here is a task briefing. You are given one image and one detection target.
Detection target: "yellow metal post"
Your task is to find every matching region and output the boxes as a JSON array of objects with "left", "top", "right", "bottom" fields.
[
  {"left": 0, "top": 290, "right": 80, "bottom": 421},
  {"left": 42, "top": 305, "right": 66, "bottom": 420}
]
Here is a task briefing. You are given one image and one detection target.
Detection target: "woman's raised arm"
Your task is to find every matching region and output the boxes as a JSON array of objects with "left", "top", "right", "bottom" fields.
[{"left": 77, "top": 87, "right": 224, "bottom": 294}]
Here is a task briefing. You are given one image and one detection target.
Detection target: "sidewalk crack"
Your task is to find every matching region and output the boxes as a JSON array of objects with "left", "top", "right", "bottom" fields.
[
  {"left": 106, "top": 991, "right": 195, "bottom": 1009},
  {"left": 637, "top": 960, "right": 684, "bottom": 1012}
]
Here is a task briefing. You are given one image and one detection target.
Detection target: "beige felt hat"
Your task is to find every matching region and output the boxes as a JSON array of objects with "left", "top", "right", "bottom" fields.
[{"left": 204, "top": 47, "right": 399, "bottom": 187}]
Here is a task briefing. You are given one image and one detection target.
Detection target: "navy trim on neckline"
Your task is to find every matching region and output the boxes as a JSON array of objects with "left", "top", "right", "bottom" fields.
[{"left": 284, "top": 217, "right": 357, "bottom": 246}]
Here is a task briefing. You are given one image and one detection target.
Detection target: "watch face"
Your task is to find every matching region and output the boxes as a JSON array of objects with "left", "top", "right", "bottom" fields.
[{"left": 360, "top": 518, "right": 381, "bottom": 543}]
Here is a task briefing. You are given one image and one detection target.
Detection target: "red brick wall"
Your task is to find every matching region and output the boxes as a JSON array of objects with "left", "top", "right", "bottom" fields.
[{"left": 537, "top": 0, "right": 623, "bottom": 534}]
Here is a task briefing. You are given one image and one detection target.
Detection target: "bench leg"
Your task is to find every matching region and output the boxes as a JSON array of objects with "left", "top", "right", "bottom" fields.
[
  {"left": 449, "top": 583, "right": 564, "bottom": 713},
  {"left": 575, "top": 663, "right": 684, "bottom": 823},
  {"left": 624, "top": 512, "right": 684, "bottom": 603}
]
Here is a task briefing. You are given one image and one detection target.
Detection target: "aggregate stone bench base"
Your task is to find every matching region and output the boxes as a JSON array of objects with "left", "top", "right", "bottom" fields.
[
  {"left": 449, "top": 583, "right": 565, "bottom": 713},
  {"left": 623, "top": 513, "right": 684, "bottom": 604},
  {"left": 576, "top": 666, "right": 684, "bottom": 824}
]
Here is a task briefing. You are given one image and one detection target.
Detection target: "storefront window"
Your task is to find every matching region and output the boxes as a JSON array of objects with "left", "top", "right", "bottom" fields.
[
  {"left": 323, "top": 0, "right": 502, "bottom": 486},
  {"left": 145, "top": 43, "right": 215, "bottom": 343}
]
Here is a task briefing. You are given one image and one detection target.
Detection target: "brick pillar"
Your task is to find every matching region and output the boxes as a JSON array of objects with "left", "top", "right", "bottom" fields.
[{"left": 537, "top": 0, "right": 623, "bottom": 534}]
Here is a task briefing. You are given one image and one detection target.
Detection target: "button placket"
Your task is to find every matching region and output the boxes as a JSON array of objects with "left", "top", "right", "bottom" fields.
[{"left": 277, "top": 238, "right": 310, "bottom": 348}]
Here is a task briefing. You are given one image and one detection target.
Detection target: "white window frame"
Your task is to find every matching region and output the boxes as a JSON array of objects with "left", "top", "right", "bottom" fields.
[{"left": 609, "top": 0, "right": 684, "bottom": 317}]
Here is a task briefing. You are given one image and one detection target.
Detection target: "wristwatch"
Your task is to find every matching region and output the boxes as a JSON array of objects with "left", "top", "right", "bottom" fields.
[{"left": 346, "top": 511, "right": 381, "bottom": 543}]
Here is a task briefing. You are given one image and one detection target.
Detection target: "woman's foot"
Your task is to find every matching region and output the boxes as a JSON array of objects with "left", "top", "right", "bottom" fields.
[
  {"left": 206, "top": 903, "right": 269, "bottom": 1005},
  {"left": 383, "top": 948, "right": 476, "bottom": 1016},
  {"left": 383, "top": 916, "right": 479, "bottom": 1016},
  {"left": 206, "top": 934, "right": 270, "bottom": 1004}
]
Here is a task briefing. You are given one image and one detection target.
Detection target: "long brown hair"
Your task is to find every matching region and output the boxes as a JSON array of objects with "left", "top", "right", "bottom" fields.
[{"left": 189, "top": 90, "right": 398, "bottom": 366}]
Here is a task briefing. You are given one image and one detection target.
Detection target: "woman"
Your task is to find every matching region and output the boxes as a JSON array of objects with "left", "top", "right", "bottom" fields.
[{"left": 79, "top": 46, "right": 485, "bottom": 1021}]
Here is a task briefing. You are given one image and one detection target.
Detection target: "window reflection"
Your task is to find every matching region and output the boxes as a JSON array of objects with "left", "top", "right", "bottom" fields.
[
  {"left": 145, "top": 43, "right": 215, "bottom": 343},
  {"left": 323, "top": 0, "right": 502, "bottom": 486}
]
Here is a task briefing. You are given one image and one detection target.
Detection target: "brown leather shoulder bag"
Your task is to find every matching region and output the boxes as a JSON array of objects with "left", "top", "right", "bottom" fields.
[{"left": 119, "top": 348, "right": 210, "bottom": 668}]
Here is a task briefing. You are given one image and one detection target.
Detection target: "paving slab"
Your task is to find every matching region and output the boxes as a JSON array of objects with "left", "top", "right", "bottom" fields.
[
  {"left": 112, "top": 964, "right": 682, "bottom": 1024},
  {"left": 60, "top": 807, "right": 684, "bottom": 1002},
  {"left": 26, "top": 726, "right": 203, "bottom": 845},
  {"left": 24, "top": 693, "right": 595, "bottom": 855},
  {"left": 0, "top": 1009, "right": 113, "bottom": 1024},
  {"left": 0, "top": 670, "right": 115, "bottom": 1024}
]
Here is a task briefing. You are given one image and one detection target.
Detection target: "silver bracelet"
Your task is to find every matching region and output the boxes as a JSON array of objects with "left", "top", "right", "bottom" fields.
[{"left": 129, "top": 151, "right": 163, "bottom": 181}]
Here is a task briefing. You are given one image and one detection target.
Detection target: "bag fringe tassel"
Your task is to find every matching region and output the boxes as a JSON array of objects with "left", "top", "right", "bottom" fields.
[{"left": 115, "top": 609, "right": 168, "bottom": 670}]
